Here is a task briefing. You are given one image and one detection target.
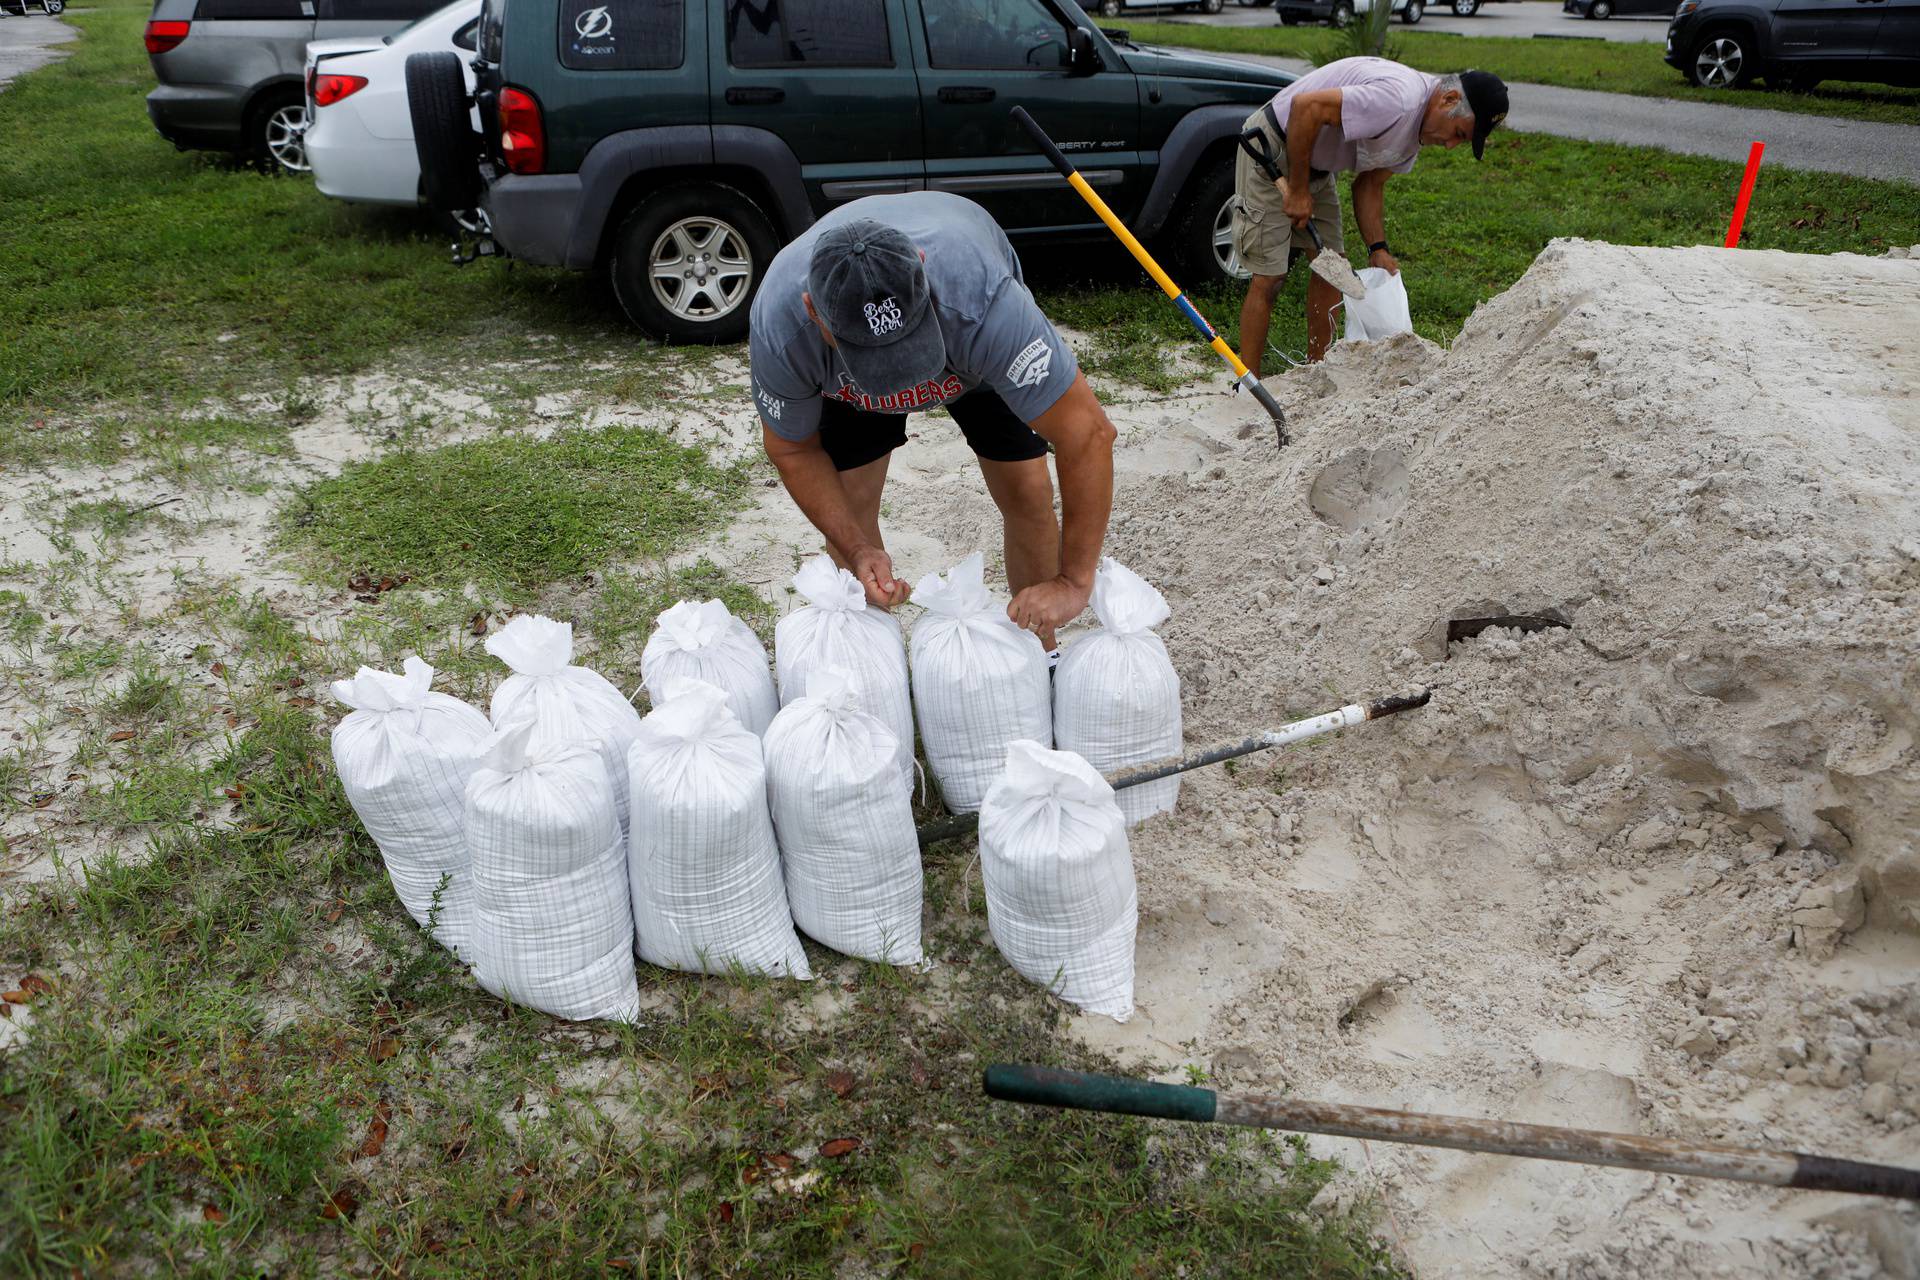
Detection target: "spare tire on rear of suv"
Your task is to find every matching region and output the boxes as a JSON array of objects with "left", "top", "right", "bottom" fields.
[
  {"left": 608, "top": 183, "right": 779, "bottom": 345},
  {"left": 407, "top": 51, "right": 480, "bottom": 215}
]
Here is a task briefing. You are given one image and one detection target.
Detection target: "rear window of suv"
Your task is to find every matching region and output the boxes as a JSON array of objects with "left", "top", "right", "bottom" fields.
[
  {"left": 726, "top": 0, "right": 891, "bottom": 67},
  {"left": 559, "top": 0, "right": 685, "bottom": 70},
  {"left": 192, "top": 0, "right": 306, "bottom": 18}
]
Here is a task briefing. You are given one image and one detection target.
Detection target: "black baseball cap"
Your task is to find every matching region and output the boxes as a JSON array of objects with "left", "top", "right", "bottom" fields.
[
  {"left": 1460, "top": 70, "right": 1509, "bottom": 160},
  {"left": 807, "top": 219, "right": 947, "bottom": 397}
]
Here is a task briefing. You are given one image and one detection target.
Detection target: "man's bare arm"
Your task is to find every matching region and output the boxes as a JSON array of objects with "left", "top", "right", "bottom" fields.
[
  {"left": 1282, "top": 87, "right": 1343, "bottom": 223},
  {"left": 1350, "top": 168, "right": 1397, "bottom": 273},
  {"left": 1007, "top": 371, "right": 1116, "bottom": 633},
  {"left": 761, "top": 424, "right": 908, "bottom": 606}
]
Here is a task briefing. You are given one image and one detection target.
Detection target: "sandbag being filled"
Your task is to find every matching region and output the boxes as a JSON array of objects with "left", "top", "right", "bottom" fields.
[
  {"left": 979, "top": 740, "right": 1136, "bottom": 1021},
  {"left": 1052, "top": 559, "right": 1183, "bottom": 825},
  {"left": 764, "top": 666, "right": 923, "bottom": 965},
  {"left": 626, "top": 678, "right": 810, "bottom": 979},
  {"left": 330, "top": 656, "right": 491, "bottom": 959},
  {"left": 774, "top": 555, "right": 914, "bottom": 787},
  {"left": 640, "top": 599, "right": 778, "bottom": 736},
  {"left": 486, "top": 613, "right": 643, "bottom": 834},
  {"left": 909, "top": 553, "right": 1051, "bottom": 813},
  {"left": 465, "top": 719, "right": 641, "bottom": 1022}
]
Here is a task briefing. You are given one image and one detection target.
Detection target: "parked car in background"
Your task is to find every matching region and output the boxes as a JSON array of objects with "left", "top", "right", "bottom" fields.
[
  {"left": 1563, "top": 0, "right": 1676, "bottom": 18},
  {"left": 305, "top": 0, "right": 480, "bottom": 205},
  {"left": 1665, "top": 0, "right": 1920, "bottom": 90},
  {"left": 1277, "top": 0, "right": 1424, "bottom": 25},
  {"left": 144, "top": 0, "right": 450, "bottom": 172},
  {"left": 408, "top": 0, "right": 1296, "bottom": 343},
  {"left": 1091, "top": 0, "right": 1224, "bottom": 13}
]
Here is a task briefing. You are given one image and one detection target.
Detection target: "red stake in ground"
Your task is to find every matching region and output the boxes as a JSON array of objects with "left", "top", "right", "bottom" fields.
[{"left": 1725, "top": 142, "right": 1765, "bottom": 248}]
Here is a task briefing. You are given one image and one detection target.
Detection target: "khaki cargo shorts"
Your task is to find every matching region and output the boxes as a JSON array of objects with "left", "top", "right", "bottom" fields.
[{"left": 1233, "top": 107, "right": 1342, "bottom": 278}]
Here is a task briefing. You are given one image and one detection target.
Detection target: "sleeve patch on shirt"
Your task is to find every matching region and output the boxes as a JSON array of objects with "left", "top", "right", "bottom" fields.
[{"left": 1006, "top": 337, "right": 1053, "bottom": 390}]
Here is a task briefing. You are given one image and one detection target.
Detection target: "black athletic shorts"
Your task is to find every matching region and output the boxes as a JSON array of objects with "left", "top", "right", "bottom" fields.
[{"left": 816, "top": 388, "right": 1050, "bottom": 472}]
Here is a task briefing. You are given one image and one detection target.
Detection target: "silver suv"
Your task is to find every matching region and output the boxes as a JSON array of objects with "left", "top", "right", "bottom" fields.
[{"left": 145, "top": 0, "right": 445, "bottom": 171}]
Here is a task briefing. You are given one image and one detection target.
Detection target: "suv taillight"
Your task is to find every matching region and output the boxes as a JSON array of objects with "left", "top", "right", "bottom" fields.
[
  {"left": 313, "top": 74, "right": 368, "bottom": 107},
  {"left": 499, "top": 85, "right": 545, "bottom": 176},
  {"left": 144, "top": 20, "right": 191, "bottom": 54}
]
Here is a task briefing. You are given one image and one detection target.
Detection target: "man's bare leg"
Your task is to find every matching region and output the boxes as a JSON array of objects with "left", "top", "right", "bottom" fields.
[
  {"left": 1307, "top": 272, "right": 1341, "bottom": 362},
  {"left": 976, "top": 454, "right": 1062, "bottom": 651},
  {"left": 1238, "top": 272, "right": 1286, "bottom": 378},
  {"left": 823, "top": 452, "right": 891, "bottom": 570}
]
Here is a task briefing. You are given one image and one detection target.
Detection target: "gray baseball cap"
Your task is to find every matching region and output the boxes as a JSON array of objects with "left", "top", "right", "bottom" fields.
[{"left": 807, "top": 219, "right": 948, "bottom": 397}]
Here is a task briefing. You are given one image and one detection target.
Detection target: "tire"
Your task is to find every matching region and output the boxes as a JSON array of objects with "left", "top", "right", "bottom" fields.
[
  {"left": 1201, "top": 0, "right": 1224, "bottom": 12},
  {"left": 1331, "top": 0, "right": 1353, "bottom": 25},
  {"left": 248, "top": 89, "right": 308, "bottom": 173},
  {"left": 1451, "top": 0, "right": 1477, "bottom": 14},
  {"left": 1098, "top": 0, "right": 1120, "bottom": 15},
  {"left": 1589, "top": 0, "right": 1612, "bottom": 16},
  {"left": 607, "top": 183, "right": 778, "bottom": 343},
  {"left": 1401, "top": 0, "right": 1422, "bottom": 22},
  {"left": 1168, "top": 153, "right": 1247, "bottom": 288},
  {"left": 1688, "top": 31, "right": 1753, "bottom": 89},
  {"left": 41, "top": 0, "right": 64, "bottom": 12},
  {"left": 407, "top": 51, "right": 480, "bottom": 214}
]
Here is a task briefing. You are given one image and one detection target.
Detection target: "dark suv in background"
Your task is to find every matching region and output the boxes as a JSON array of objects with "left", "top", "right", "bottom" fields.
[
  {"left": 1665, "top": 0, "right": 1920, "bottom": 91},
  {"left": 408, "top": 0, "right": 1295, "bottom": 341},
  {"left": 145, "top": 0, "right": 449, "bottom": 170}
]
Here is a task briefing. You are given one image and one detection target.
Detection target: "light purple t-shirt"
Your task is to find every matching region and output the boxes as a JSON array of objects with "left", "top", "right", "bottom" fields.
[{"left": 1266, "top": 56, "right": 1439, "bottom": 176}]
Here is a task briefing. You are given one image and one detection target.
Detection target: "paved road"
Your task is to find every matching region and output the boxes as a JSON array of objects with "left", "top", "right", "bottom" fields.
[
  {"left": 1201, "top": 49, "right": 1920, "bottom": 184},
  {"left": 1161, "top": 0, "right": 1672, "bottom": 42},
  {"left": 0, "top": 11, "right": 77, "bottom": 92}
]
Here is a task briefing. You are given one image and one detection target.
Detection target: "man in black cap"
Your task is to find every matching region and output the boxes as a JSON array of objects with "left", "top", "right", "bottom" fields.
[
  {"left": 1234, "top": 59, "right": 1509, "bottom": 367},
  {"left": 749, "top": 191, "right": 1118, "bottom": 649}
]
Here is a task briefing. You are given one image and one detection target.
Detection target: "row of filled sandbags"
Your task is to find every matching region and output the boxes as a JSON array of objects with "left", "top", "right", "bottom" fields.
[{"left": 328, "top": 555, "right": 1177, "bottom": 1021}]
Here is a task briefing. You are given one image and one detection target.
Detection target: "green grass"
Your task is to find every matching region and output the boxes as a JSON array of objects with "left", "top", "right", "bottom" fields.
[
  {"left": 284, "top": 427, "right": 750, "bottom": 592},
  {"left": 0, "top": 602, "right": 1401, "bottom": 1278},
  {"left": 0, "top": 0, "right": 615, "bottom": 416},
  {"left": 1127, "top": 21, "right": 1920, "bottom": 125}
]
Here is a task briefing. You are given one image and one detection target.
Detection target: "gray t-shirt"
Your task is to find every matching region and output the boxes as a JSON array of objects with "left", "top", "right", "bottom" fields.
[{"left": 749, "top": 192, "right": 1079, "bottom": 441}]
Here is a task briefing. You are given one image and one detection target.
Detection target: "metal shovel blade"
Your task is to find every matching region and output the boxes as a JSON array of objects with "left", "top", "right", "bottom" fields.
[{"left": 1310, "top": 248, "right": 1367, "bottom": 300}]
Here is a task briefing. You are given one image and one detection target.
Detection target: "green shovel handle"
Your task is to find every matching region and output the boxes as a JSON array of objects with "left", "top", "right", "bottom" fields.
[{"left": 983, "top": 1064, "right": 1218, "bottom": 1124}]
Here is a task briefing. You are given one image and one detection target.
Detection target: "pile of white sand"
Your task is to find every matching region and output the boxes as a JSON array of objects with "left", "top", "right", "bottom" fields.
[{"left": 1082, "top": 240, "right": 1920, "bottom": 1278}]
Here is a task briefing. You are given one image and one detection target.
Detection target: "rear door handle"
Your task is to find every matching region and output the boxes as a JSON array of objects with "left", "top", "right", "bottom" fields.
[
  {"left": 937, "top": 86, "right": 996, "bottom": 104},
  {"left": 725, "top": 87, "right": 786, "bottom": 105}
]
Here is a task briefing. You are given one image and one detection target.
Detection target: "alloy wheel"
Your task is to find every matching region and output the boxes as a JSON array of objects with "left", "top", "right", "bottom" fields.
[
  {"left": 1695, "top": 37, "right": 1743, "bottom": 88},
  {"left": 649, "top": 216, "right": 754, "bottom": 323},
  {"left": 1212, "top": 199, "right": 1250, "bottom": 281},
  {"left": 264, "top": 103, "right": 310, "bottom": 173}
]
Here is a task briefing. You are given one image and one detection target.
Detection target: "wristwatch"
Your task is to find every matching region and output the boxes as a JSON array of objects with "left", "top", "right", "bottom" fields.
[{"left": 1367, "top": 240, "right": 1391, "bottom": 255}]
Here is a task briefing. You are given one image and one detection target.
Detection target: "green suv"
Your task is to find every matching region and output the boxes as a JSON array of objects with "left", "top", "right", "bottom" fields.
[{"left": 410, "top": 0, "right": 1294, "bottom": 341}]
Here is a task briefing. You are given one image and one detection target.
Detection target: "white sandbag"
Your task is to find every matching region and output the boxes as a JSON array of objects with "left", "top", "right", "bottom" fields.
[
  {"left": 486, "top": 613, "right": 642, "bottom": 834},
  {"left": 1052, "top": 559, "right": 1183, "bottom": 826},
  {"left": 909, "top": 553, "right": 1051, "bottom": 814},
  {"left": 763, "top": 666, "right": 923, "bottom": 965},
  {"left": 626, "top": 678, "right": 810, "bottom": 979},
  {"left": 330, "top": 656, "right": 491, "bottom": 958},
  {"left": 465, "top": 719, "right": 641, "bottom": 1022},
  {"left": 979, "top": 740, "right": 1136, "bottom": 1022},
  {"left": 774, "top": 555, "right": 914, "bottom": 787},
  {"left": 640, "top": 599, "right": 778, "bottom": 736},
  {"left": 1343, "top": 266, "right": 1413, "bottom": 342}
]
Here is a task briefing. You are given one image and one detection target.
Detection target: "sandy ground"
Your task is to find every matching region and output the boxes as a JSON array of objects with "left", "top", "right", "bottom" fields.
[{"left": 4, "top": 238, "right": 1917, "bottom": 1275}]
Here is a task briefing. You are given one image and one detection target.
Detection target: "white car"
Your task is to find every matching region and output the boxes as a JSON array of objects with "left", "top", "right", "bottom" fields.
[{"left": 304, "top": 0, "right": 479, "bottom": 208}]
